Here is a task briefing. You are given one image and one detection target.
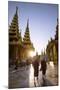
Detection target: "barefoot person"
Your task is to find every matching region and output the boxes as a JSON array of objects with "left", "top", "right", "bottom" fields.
[
  {"left": 32, "top": 53, "right": 39, "bottom": 86},
  {"left": 40, "top": 58, "right": 47, "bottom": 81}
]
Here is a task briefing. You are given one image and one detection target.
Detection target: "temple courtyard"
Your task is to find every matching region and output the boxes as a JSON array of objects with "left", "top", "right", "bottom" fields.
[{"left": 9, "top": 62, "right": 58, "bottom": 88}]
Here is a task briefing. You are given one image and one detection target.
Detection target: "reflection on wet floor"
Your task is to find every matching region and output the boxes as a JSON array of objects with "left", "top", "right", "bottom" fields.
[
  {"left": 29, "top": 64, "right": 34, "bottom": 87},
  {"left": 29, "top": 64, "right": 41, "bottom": 87},
  {"left": 29, "top": 63, "right": 58, "bottom": 87},
  {"left": 9, "top": 63, "right": 58, "bottom": 88}
]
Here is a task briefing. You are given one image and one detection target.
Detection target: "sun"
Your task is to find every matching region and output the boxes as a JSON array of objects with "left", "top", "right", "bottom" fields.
[{"left": 29, "top": 51, "right": 36, "bottom": 57}]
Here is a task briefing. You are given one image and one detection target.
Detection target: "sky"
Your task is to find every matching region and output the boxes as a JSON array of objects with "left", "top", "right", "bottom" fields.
[{"left": 8, "top": 1, "right": 58, "bottom": 54}]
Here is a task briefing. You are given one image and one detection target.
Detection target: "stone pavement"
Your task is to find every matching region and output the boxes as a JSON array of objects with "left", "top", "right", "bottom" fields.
[{"left": 9, "top": 63, "right": 58, "bottom": 88}]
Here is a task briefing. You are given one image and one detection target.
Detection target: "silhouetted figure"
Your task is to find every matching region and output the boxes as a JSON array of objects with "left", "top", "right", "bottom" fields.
[
  {"left": 33, "top": 55, "right": 39, "bottom": 86},
  {"left": 40, "top": 59, "right": 47, "bottom": 83}
]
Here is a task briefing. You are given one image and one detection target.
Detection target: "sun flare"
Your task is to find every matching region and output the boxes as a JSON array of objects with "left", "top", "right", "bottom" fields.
[{"left": 29, "top": 51, "right": 36, "bottom": 57}]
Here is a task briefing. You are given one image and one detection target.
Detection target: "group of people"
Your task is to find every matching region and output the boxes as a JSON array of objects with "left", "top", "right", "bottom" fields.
[
  {"left": 14, "top": 52, "right": 47, "bottom": 86},
  {"left": 32, "top": 54, "right": 47, "bottom": 85}
]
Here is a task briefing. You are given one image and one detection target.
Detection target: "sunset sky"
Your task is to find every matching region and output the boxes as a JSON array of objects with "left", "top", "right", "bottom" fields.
[{"left": 8, "top": 1, "right": 58, "bottom": 54}]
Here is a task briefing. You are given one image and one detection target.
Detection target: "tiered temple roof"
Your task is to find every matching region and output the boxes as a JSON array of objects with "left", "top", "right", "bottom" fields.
[
  {"left": 9, "top": 7, "right": 35, "bottom": 62},
  {"left": 23, "top": 19, "right": 34, "bottom": 50},
  {"left": 55, "top": 18, "right": 58, "bottom": 40},
  {"left": 9, "top": 7, "right": 22, "bottom": 45},
  {"left": 46, "top": 18, "right": 58, "bottom": 64}
]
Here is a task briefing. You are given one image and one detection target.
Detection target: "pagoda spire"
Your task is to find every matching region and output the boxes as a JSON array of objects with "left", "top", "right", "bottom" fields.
[
  {"left": 26, "top": 18, "right": 29, "bottom": 30},
  {"left": 23, "top": 19, "right": 30, "bottom": 44},
  {"left": 23, "top": 19, "right": 34, "bottom": 50},
  {"left": 9, "top": 7, "right": 22, "bottom": 65},
  {"left": 55, "top": 18, "right": 58, "bottom": 40},
  {"left": 16, "top": 6, "right": 18, "bottom": 15},
  {"left": 22, "top": 19, "right": 35, "bottom": 59},
  {"left": 9, "top": 7, "right": 22, "bottom": 44}
]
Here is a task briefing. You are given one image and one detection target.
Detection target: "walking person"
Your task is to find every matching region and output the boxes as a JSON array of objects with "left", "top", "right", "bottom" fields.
[
  {"left": 32, "top": 53, "right": 39, "bottom": 86},
  {"left": 40, "top": 58, "right": 47, "bottom": 83}
]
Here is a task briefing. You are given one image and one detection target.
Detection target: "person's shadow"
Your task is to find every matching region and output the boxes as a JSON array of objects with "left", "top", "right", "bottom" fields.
[{"left": 41, "top": 77, "right": 54, "bottom": 86}]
